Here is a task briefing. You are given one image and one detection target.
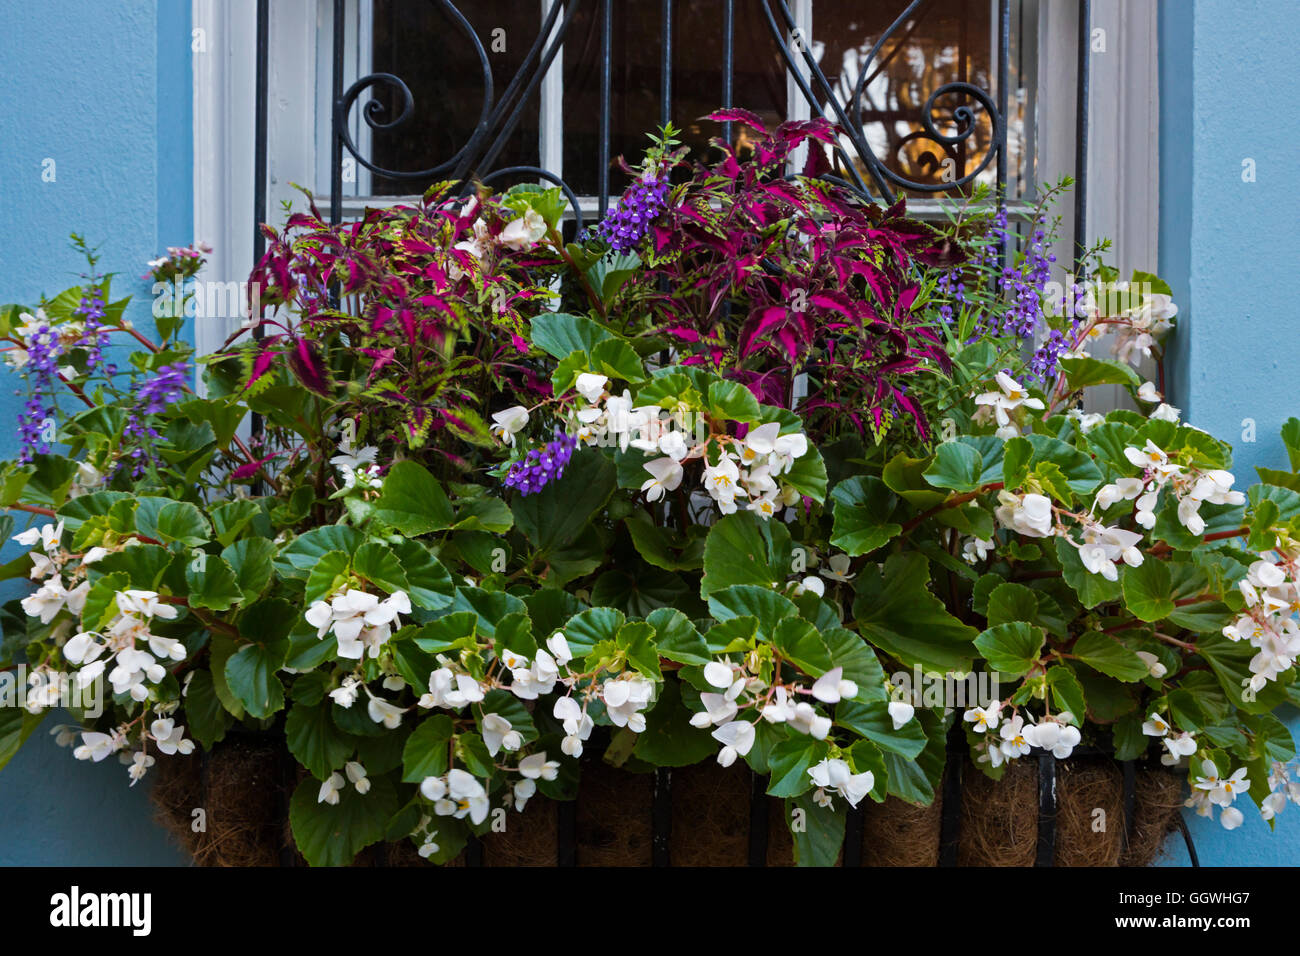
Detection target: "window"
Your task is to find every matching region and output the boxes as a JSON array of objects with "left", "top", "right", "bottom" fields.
[{"left": 192, "top": 0, "right": 1160, "bottom": 358}]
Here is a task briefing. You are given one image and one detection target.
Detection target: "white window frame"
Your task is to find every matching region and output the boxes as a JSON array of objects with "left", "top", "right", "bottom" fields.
[{"left": 192, "top": 0, "right": 1160, "bottom": 354}]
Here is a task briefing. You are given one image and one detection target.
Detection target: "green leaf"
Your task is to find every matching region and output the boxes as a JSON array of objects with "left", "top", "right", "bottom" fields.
[
  {"left": 185, "top": 554, "right": 244, "bottom": 611},
  {"left": 645, "top": 607, "right": 711, "bottom": 665},
  {"left": 1120, "top": 560, "right": 1175, "bottom": 622},
  {"left": 787, "top": 792, "right": 846, "bottom": 867},
  {"left": 372, "top": 461, "right": 454, "bottom": 535},
  {"left": 389, "top": 538, "right": 454, "bottom": 610},
  {"left": 154, "top": 501, "right": 211, "bottom": 546},
  {"left": 1071, "top": 632, "right": 1149, "bottom": 681},
  {"left": 210, "top": 499, "right": 260, "bottom": 547},
  {"left": 402, "top": 715, "right": 455, "bottom": 782},
  {"left": 277, "top": 526, "right": 364, "bottom": 578},
  {"left": 700, "top": 511, "right": 793, "bottom": 597},
  {"left": 1059, "top": 356, "right": 1141, "bottom": 389},
  {"left": 767, "top": 737, "right": 828, "bottom": 797},
  {"left": 852, "top": 553, "right": 978, "bottom": 672},
  {"left": 223, "top": 641, "right": 287, "bottom": 719},
  {"left": 923, "top": 441, "right": 984, "bottom": 492},
  {"left": 1001, "top": 436, "right": 1033, "bottom": 489},
  {"left": 985, "top": 582, "right": 1039, "bottom": 626},
  {"left": 829, "top": 476, "right": 902, "bottom": 556},
  {"left": 707, "top": 380, "right": 762, "bottom": 423},
  {"left": 529, "top": 311, "right": 615, "bottom": 359},
  {"left": 352, "top": 542, "right": 410, "bottom": 594},
  {"left": 305, "top": 550, "right": 351, "bottom": 604},
  {"left": 707, "top": 585, "right": 798, "bottom": 639},
  {"left": 221, "top": 537, "right": 276, "bottom": 604},
  {"left": 289, "top": 773, "right": 399, "bottom": 867},
  {"left": 1046, "top": 665, "right": 1086, "bottom": 721},
  {"left": 181, "top": 670, "right": 233, "bottom": 749},
  {"left": 632, "top": 676, "right": 716, "bottom": 766},
  {"left": 286, "top": 700, "right": 355, "bottom": 780},
  {"left": 782, "top": 446, "right": 829, "bottom": 504},
  {"left": 973, "top": 622, "right": 1044, "bottom": 679},
  {"left": 511, "top": 450, "right": 616, "bottom": 555},
  {"left": 835, "top": 698, "right": 928, "bottom": 758}
]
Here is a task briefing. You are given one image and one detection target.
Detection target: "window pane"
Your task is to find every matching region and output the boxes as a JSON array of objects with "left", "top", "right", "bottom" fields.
[
  {"left": 367, "top": 0, "right": 541, "bottom": 196},
  {"left": 809, "top": 0, "right": 1031, "bottom": 199}
]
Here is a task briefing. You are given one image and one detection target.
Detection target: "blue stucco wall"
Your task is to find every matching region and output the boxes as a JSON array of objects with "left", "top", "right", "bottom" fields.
[
  {"left": 0, "top": 0, "right": 192, "bottom": 865},
  {"left": 1157, "top": 0, "right": 1300, "bottom": 866}
]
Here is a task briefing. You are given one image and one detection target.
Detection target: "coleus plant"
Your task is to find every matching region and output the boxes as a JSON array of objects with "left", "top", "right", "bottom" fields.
[{"left": 1, "top": 117, "right": 1299, "bottom": 868}]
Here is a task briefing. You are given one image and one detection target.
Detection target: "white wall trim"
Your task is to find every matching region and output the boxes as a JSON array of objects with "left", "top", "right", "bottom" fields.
[{"left": 192, "top": 0, "right": 258, "bottom": 367}]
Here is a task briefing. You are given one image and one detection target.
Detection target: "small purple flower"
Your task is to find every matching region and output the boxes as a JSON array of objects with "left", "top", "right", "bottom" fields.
[
  {"left": 598, "top": 172, "right": 669, "bottom": 253},
  {"left": 116, "top": 362, "right": 190, "bottom": 478},
  {"left": 504, "top": 428, "right": 578, "bottom": 496}
]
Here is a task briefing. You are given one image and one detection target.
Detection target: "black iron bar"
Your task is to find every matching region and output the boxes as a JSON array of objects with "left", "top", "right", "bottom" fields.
[
  {"left": 598, "top": 0, "right": 612, "bottom": 216},
  {"left": 721, "top": 0, "right": 733, "bottom": 146},
  {"left": 1073, "top": 0, "right": 1091, "bottom": 269},
  {"left": 748, "top": 772, "right": 771, "bottom": 866},
  {"left": 1034, "top": 751, "right": 1058, "bottom": 866}
]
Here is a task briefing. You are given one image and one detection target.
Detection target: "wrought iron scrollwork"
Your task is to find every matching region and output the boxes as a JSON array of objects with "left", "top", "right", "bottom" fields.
[
  {"left": 327, "top": 0, "right": 1011, "bottom": 221},
  {"left": 330, "top": 0, "right": 583, "bottom": 227}
]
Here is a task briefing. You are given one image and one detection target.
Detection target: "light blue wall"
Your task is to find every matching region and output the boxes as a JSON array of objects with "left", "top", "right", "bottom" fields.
[
  {"left": 0, "top": 0, "right": 192, "bottom": 865},
  {"left": 1157, "top": 0, "right": 1300, "bottom": 866}
]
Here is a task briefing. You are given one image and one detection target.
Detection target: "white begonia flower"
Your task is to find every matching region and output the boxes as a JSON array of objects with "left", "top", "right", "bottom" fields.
[
  {"left": 703, "top": 661, "right": 734, "bottom": 689},
  {"left": 446, "top": 768, "right": 491, "bottom": 824},
  {"left": 820, "top": 553, "right": 855, "bottom": 582},
  {"left": 746, "top": 493, "right": 781, "bottom": 521},
  {"left": 513, "top": 777, "right": 537, "bottom": 812},
  {"left": 127, "top": 751, "right": 155, "bottom": 786},
  {"left": 575, "top": 372, "right": 609, "bottom": 404},
  {"left": 518, "top": 752, "right": 560, "bottom": 781},
  {"left": 794, "top": 575, "right": 825, "bottom": 597},
  {"left": 703, "top": 455, "right": 747, "bottom": 513},
  {"left": 1161, "top": 732, "right": 1198, "bottom": 766},
  {"left": 1095, "top": 476, "right": 1145, "bottom": 510},
  {"left": 807, "top": 757, "right": 874, "bottom": 809},
  {"left": 1027, "top": 719, "right": 1081, "bottom": 759},
  {"left": 318, "top": 772, "right": 345, "bottom": 805},
  {"left": 150, "top": 718, "right": 194, "bottom": 756},
  {"left": 999, "top": 715, "right": 1032, "bottom": 758},
  {"left": 963, "top": 703, "right": 1000, "bottom": 732},
  {"left": 116, "top": 589, "right": 180, "bottom": 621},
  {"left": 62, "top": 631, "right": 104, "bottom": 666},
  {"left": 602, "top": 675, "right": 654, "bottom": 732},
  {"left": 1150, "top": 403, "right": 1181, "bottom": 422},
  {"left": 489, "top": 405, "right": 529, "bottom": 445},
  {"left": 641, "top": 456, "right": 684, "bottom": 502},
  {"left": 482, "top": 713, "right": 523, "bottom": 756},
  {"left": 1066, "top": 408, "right": 1105, "bottom": 433},
  {"left": 962, "top": 537, "right": 995, "bottom": 564},
  {"left": 1261, "top": 791, "right": 1287, "bottom": 822},
  {"left": 658, "top": 429, "right": 689, "bottom": 462},
  {"left": 1219, "top": 805, "right": 1244, "bottom": 830},
  {"left": 810, "top": 666, "right": 858, "bottom": 704},
  {"left": 21, "top": 578, "right": 74, "bottom": 624},
  {"left": 994, "top": 491, "right": 1055, "bottom": 538},
  {"left": 500, "top": 208, "right": 548, "bottom": 250},
  {"left": 366, "top": 692, "right": 406, "bottom": 729},
  {"left": 1124, "top": 440, "right": 1181, "bottom": 478},
  {"left": 13, "top": 520, "right": 64, "bottom": 552},
  {"left": 419, "top": 776, "right": 447, "bottom": 802},
  {"left": 1136, "top": 381, "right": 1162, "bottom": 403},
  {"left": 546, "top": 631, "right": 573, "bottom": 666},
  {"left": 740, "top": 422, "right": 781, "bottom": 462},
  {"left": 1135, "top": 651, "right": 1168, "bottom": 678},
  {"left": 330, "top": 675, "right": 360, "bottom": 709},
  {"left": 73, "top": 730, "right": 122, "bottom": 763},
  {"left": 712, "top": 720, "right": 756, "bottom": 767},
  {"left": 553, "top": 696, "right": 594, "bottom": 756},
  {"left": 789, "top": 702, "right": 832, "bottom": 740},
  {"left": 419, "top": 667, "right": 484, "bottom": 709},
  {"left": 974, "top": 371, "right": 1045, "bottom": 428},
  {"left": 329, "top": 444, "right": 379, "bottom": 489},
  {"left": 346, "top": 760, "right": 371, "bottom": 794},
  {"left": 887, "top": 700, "right": 915, "bottom": 730},
  {"left": 690, "top": 692, "right": 739, "bottom": 728},
  {"left": 1142, "top": 712, "right": 1171, "bottom": 737},
  {"left": 761, "top": 685, "right": 798, "bottom": 724}
]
